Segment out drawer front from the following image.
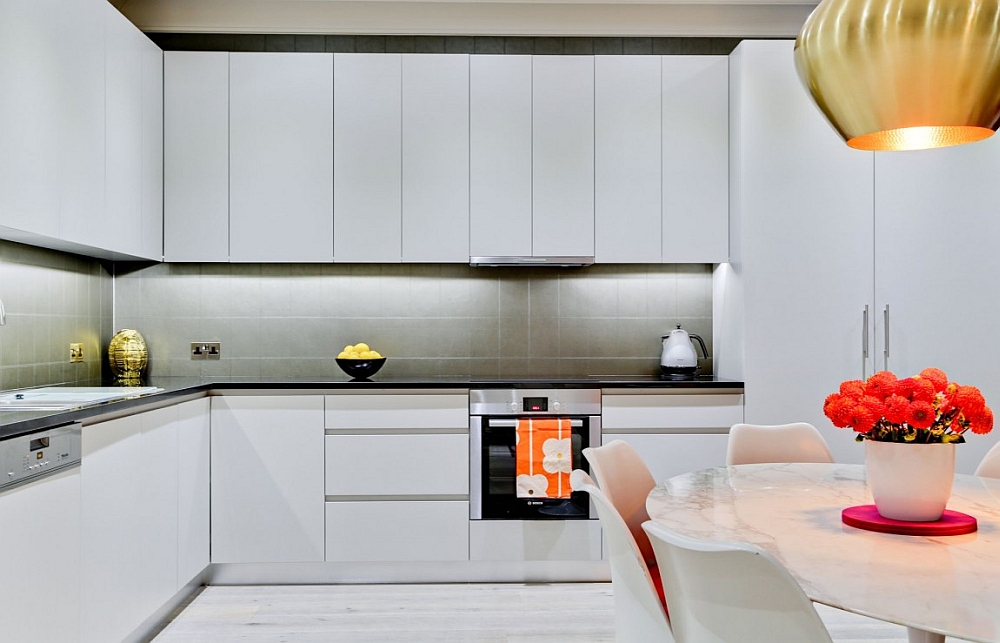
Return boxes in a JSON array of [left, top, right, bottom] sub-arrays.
[[325, 434, 469, 496], [603, 432, 730, 483], [325, 394, 469, 430], [601, 394, 744, 430], [468, 520, 602, 562], [325, 500, 469, 562]]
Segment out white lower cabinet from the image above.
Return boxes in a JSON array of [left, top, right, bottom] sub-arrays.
[[0, 468, 82, 643], [326, 501, 469, 562], [177, 398, 211, 585], [211, 395, 326, 563], [325, 433, 468, 496], [600, 391, 743, 481], [469, 521, 603, 562]]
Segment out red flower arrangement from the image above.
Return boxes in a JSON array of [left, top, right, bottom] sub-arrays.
[[824, 368, 994, 443]]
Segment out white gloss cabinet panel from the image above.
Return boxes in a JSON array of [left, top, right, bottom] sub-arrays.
[[177, 398, 211, 585], [874, 139, 1000, 473], [164, 51, 230, 262], [401, 54, 470, 262], [104, 4, 144, 256], [325, 434, 469, 496], [229, 53, 333, 262], [324, 394, 469, 429], [602, 432, 731, 483], [140, 37, 164, 260], [595, 56, 662, 263], [0, 468, 81, 643], [325, 501, 470, 562], [601, 393, 744, 430], [211, 396, 325, 563], [532, 56, 595, 257], [469, 55, 533, 257], [335, 53, 402, 263], [662, 56, 729, 263]]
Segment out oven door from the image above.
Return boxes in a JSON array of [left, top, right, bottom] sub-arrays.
[[470, 415, 600, 520]]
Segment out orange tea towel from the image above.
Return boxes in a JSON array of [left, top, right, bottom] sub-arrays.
[[515, 418, 573, 499]]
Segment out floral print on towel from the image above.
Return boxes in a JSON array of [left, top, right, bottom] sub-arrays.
[[515, 418, 573, 499]]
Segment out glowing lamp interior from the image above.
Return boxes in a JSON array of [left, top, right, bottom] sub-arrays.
[[847, 126, 996, 151]]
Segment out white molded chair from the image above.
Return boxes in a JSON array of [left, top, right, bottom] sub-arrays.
[[642, 521, 833, 643], [975, 440, 1000, 478], [726, 422, 834, 466], [583, 440, 658, 566], [570, 470, 673, 643]]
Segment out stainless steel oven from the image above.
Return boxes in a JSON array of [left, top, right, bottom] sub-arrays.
[[470, 389, 600, 520]]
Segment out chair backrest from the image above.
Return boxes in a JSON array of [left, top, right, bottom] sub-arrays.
[[641, 521, 833, 643], [975, 440, 1000, 478], [726, 422, 834, 466], [583, 440, 658, 566], [570, 470, 673, 643]]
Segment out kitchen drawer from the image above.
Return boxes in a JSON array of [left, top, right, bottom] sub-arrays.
[[602, 432, 730, 482], [469, 520, 602, 562], [325, 500, 469, 562], [325, 434, 469, 496], [324, 393, 468, 430], [601, 393, 744, 430]]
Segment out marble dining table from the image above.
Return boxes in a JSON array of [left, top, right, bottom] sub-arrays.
[[646, 463, 1000, 643]]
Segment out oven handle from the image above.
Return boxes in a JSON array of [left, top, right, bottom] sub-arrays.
[[470, 415, 483, 520], [485, 418, 584, 428]]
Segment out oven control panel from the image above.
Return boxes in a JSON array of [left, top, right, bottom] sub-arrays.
[[1, 424, 81, 491], [471, 388, 600, 416]]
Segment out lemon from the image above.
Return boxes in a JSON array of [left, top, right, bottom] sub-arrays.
[[354, 342, 370, 353], [343, 344, 354, 354], [371, 351, 382, 359], [337, 351, 350, 359], [349, 351, 361, 359], [358, 351, 372, 359]]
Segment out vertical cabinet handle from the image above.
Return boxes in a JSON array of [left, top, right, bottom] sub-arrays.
[[862, 305, 869, 379], [883, 304, 890, 371]]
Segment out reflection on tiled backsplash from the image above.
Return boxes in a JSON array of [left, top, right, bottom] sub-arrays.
[[0, 240, 111, 390], [114, 263, 713, 379]]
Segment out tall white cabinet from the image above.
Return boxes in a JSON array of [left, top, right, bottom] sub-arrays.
[[721, 40, 875, 465], [230, 53, 334, 262], [211, 396, 326, 563]]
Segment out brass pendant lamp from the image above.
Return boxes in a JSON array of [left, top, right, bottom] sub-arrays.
[[794, 0, 1000, 151]]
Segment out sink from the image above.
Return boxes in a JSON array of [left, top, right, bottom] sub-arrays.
[[0, 386, 163, 411]]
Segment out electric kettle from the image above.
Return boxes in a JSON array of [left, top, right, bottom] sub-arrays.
[[660, 325, 709, 377]]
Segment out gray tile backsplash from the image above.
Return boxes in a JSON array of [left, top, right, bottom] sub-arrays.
[[0, 240, 111, 390], [114, 263, 713, 379]]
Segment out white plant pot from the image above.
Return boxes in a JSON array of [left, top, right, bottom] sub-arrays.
[[865, 441, 956, 521]]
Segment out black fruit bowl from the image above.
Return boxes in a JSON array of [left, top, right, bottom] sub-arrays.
[[336, 357, 387, 380]]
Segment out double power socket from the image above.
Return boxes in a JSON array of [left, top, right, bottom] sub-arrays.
[[190, 342, 222, 360]]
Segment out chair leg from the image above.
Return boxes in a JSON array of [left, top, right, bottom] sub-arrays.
[[907, 627, 945, 643]]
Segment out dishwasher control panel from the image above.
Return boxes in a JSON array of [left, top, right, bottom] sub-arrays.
[[1, 424, 81, 491]]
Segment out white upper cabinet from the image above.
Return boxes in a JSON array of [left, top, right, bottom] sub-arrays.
[[595, 56, 662, 263], [335, 53, 402, 263], [401, 55, 470, 262], [662, 56, 729, 263], [104, 4, 144, 256], [469, 55, 533, 258], [532, 56, 595, 257], [230, 53, 333, 262], [140, 37, 164, 261], [164, 52, 230, 262]]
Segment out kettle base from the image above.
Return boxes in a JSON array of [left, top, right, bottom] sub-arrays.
[[660, 365, 698, 379]]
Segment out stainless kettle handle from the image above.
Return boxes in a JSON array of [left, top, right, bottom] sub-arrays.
[[688, 333, 709, 359]]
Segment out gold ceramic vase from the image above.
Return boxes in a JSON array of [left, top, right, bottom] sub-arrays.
[[794, 0, 1000, 151], [108, 329, 148, 383]]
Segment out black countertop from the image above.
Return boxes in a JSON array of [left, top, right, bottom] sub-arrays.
[[0, 374, 743, 441]]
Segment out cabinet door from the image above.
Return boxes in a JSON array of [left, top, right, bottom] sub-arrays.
[[326, 501, 469, 562], [603, 432, 731, 482], [230, 53, 333, 262], [470, 55, 533, 257], [662, 56, 729, 263], [335, 53, 402, 262], [211, 396, 325, 563], [164, 51, 230, 262], [726, 41, 875, 465], [0, 468, 81, 643], [402, 54, 469, 262], [140, 37, 164, 261], [532, 56, 595, 257], [874, 138, 1000, 474], [595, 56, 661, 263], [104, 4, 144, 256], [177, 398, 211, 586], [137, 405, 180, 618], [325, 434, 469, 496]]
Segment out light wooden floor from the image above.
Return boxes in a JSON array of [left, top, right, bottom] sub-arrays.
[[152, 583, 910, 642]]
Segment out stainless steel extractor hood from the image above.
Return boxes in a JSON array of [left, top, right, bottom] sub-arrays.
[[470, 256, 594, 267]]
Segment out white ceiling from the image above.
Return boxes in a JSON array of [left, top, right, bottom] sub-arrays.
[[114, 0, 816, 38]]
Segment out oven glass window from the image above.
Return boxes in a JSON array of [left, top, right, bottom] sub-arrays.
[[481, 417, 591, 520]]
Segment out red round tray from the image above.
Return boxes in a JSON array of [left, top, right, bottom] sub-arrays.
[[842, 505, 978, 536]]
